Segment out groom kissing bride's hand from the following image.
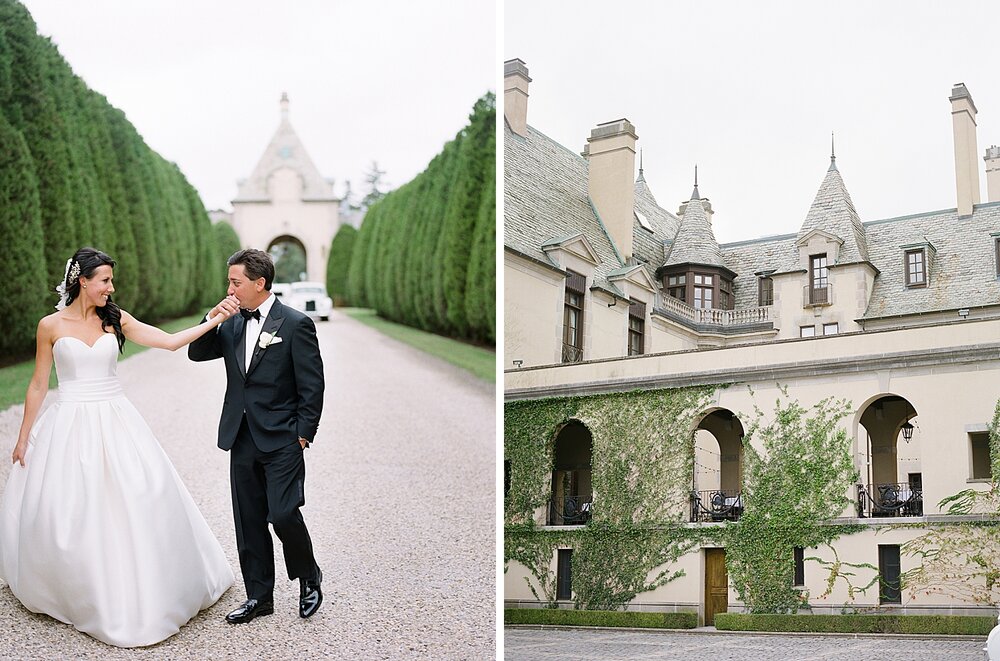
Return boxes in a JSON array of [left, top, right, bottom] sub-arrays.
[[189, 248, 326, 623]]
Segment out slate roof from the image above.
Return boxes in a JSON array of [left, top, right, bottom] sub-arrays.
[[505, 119, 1000, 319], [792, 158, 869, 265], [664, 195, 728, 270], [234, 98, 336, 203]]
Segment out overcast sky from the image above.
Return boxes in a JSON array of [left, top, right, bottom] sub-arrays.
[[504, 0, 1000, 244], [21, 0, 495, 212]]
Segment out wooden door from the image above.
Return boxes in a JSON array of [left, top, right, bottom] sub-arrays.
[[704, 548, 728, 626]]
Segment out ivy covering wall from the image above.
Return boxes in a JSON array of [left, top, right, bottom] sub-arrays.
[[504, 386, 865, 613], [900, 399, 1000, 606]]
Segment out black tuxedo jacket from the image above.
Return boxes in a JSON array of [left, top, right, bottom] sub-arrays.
[[188, 297, 324, 452]]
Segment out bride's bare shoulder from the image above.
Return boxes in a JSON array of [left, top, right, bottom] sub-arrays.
[[37, 312, 64, 338]]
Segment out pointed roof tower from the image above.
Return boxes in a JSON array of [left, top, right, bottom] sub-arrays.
[[795, 143, 869, 263], [234, 92, 337, 203], [664, 168, 727, 269]]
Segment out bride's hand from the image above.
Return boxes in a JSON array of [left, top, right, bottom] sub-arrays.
[[209, 296, 240, 324], [11, 439, 27, 466]]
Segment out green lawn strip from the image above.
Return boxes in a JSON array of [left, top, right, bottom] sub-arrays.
[[714, 612, 994, 635], [340, 308, 495, 383], [504, 608, 697, 629], [0, 314, 205, 411]]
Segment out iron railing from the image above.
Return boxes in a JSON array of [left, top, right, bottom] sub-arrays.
[[561, 343, 583, 363], [803, 284, 830, 306], [856, 482, 923, 517], [690, 489, 743, 522], [548, 494, 593, 526]]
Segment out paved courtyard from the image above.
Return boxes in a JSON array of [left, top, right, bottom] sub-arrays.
[[0, 310, 495, 659], [505, 627, 987, 661]]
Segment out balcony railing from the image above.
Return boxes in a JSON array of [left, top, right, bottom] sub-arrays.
[[548, 494, 592, 525], [655, 292, 771, 328], [561, 343, 583, 363], [856, 482, 923, 517], [690, 489, 743, 522], [803, 284, 830, 306]]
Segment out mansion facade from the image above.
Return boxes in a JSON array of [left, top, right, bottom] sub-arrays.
[[503, 58, 1000, 621]]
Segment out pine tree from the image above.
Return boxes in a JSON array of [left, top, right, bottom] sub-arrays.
[[326, 223, 357, 306], [0, 113, 48, 357]]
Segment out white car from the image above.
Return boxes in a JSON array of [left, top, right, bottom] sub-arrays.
[[284, 282, 332, 321]]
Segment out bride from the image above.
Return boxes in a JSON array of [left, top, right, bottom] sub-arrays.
[[0, 247, 240, 647]]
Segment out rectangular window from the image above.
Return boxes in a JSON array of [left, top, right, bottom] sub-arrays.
[[800, 325, 816, 337], [878, 545, 901, 604], [563, 271, 585, 363], [720, 277, 734, 310], [995, 238, 1000, 277], [823, 323, 840, 335], [628, 299, 645, 356], [556, 549, 573, 600], [971, 432, 992, 479], [758, 276, 774, 306], [693, 273, 714, 310], [666, 274, 686, 302], [905, 249, 926, 287], [793, 547, 805, 586], [810, 254, 828, 304]]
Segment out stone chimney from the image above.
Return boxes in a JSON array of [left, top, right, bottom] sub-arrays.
[[587, 119, 638, 261], [950, 83, 981, 217], [504, 59, 531, 138], [985, 145, 1000, 203]]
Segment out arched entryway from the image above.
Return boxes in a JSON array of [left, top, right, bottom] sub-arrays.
[[548, 421, 593, 526], [268, 235, 308, 283], [691, 409, 744, 522], [857, 395, 923, 517]]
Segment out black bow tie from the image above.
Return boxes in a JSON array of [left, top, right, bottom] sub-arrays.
[[240, 308, 261, 321]]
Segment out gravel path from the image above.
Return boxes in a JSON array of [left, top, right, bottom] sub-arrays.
[[0, 310, 496, 660]]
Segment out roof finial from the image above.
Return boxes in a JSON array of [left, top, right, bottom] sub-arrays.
[[281, 92, 290, 120], [829, 131, 837, 171], [637, 148, 645, 182], [690, 164, 700, 200]]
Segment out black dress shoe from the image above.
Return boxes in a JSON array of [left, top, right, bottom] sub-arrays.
[[299, 567, 323, 618], [225, 599, 274, 624]]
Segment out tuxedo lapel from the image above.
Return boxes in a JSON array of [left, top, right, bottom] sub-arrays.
[[246, 300, 286, 379], [233, 315, 247, 378]]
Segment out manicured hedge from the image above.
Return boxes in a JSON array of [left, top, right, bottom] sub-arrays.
[[344, 93, 495, 344], [0, 1, 221, 358], [504, 608, 697, 629], [714, 612, 994, 635]]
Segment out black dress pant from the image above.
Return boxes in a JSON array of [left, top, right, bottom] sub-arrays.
[[231, 417, 317, 602]]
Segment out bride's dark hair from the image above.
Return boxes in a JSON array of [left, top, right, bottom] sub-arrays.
[[63, 247, 125, 353]]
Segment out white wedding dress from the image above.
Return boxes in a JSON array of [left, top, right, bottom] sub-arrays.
[[0, 333, 234, 647]]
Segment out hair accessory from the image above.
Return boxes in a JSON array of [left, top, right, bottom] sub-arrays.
[[54, 258, 81, 310]]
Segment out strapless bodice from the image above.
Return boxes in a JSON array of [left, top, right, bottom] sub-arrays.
[[53, 334, 123, 402]]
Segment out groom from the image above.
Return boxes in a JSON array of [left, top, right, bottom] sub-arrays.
[[189, 248, 325, 623]]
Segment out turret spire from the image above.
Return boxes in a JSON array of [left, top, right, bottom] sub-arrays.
[[829, 131, 837, 171], [690, 164, 700, 200], [637, 148, 645, 182]]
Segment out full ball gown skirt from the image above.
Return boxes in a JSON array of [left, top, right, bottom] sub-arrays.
[[0, 334, 234, 647]]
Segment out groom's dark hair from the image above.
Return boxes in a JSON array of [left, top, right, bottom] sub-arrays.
[[228, 249, 275, 290]]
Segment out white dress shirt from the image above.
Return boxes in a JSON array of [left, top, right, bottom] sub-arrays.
[[243, 293, 276, 371]]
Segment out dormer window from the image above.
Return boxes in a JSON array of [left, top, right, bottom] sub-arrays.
[[900, 242, 935, 289], [758, 275, 774, 306], [809, 254, 829, 304], [905, 249, 926, 288]]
